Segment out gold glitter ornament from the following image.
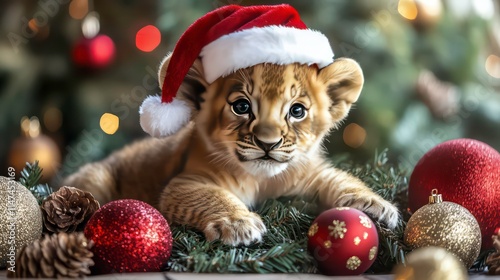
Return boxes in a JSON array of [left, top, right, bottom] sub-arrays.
[[404, 189, 481, 268], [0, 176, 43, 268], [393, 247, 467, 280]]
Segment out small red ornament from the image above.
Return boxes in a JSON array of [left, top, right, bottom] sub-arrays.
[[307, 207, 379, 275], [408, 138, 500, 249], [84, 199, 173, 274], [72, 34, 115, 69]]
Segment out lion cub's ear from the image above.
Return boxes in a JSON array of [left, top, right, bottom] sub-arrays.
[[318, 58, 364, 122], [158, 53, 208, 111]]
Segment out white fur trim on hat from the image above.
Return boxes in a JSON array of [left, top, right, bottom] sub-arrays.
[[200, 26, 334, 83], [139, 95, 191, 137]]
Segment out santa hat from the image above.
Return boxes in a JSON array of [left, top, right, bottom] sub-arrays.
[[139, 4, 334, 137]]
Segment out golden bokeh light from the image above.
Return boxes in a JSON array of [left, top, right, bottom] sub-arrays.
[[29, 117, 41, 138], [343, 123, 367, 149], [69, 0, 89, 20], [100, 113, 119, 135], [21, 116, 31, 137], [485, 54, 500, 79], [398, 0, 418, 20]]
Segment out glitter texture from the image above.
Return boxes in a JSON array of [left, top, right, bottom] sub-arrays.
[[369, 246, 377, 260], [359, 215, 372, 228], [0, 177, 42, 268], [308, 222, 318, 237], [307, 207, 378, 276], [404, 200, 481, 268], [346, 256, 361, 270], [354, 236, 361, 245], [408, 138, 500, 249], [328, 220, 347, 239], [84, 199, 173, 274]]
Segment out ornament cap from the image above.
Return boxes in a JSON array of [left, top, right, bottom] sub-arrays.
[[429, 189, 443, 204]]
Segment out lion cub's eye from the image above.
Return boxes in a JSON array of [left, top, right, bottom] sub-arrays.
[[230, 99, 251, 116], [289, 103, 306, 120]]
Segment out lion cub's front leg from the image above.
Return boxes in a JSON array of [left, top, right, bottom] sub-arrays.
[[160, 175, 266, 246], [299, 165, 400, 229]]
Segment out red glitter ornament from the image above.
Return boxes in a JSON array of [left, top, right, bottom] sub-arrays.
[[84, 199, 173, 274], [307, 207, 379, 275], [408, 138, 500, 249], [72, 34, 115, 69]]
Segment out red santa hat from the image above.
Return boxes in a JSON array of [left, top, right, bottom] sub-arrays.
[[139, 4, 334, 137]]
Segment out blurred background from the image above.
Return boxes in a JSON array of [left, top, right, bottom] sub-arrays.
[[0, 0, 499, 184]]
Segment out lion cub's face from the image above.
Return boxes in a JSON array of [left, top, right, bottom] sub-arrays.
[[204, 64, 329, 177], [160, 56, 363, 178]]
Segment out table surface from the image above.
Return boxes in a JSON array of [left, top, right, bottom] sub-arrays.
[[2, 271, 500, 280]]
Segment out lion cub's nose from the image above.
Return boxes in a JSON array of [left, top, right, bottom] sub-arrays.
[[253, 136, 283, 152]]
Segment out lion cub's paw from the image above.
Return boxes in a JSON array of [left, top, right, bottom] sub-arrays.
[[335, 193, 400, 229], [203, 211, 267, 246]]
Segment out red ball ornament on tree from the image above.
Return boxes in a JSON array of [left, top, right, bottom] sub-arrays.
[[307, 207, 379, 275], [72, 34, 115, 69], [408, 138, 500, 249], [84, 199, 173, 274]]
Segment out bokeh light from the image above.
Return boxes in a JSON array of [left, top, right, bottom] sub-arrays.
[[91, 35, 115, 66], [69, 0, 89, 20], [398, 0, 418, 20], [472, 0, 494, 20], [20, 116, 31, 137], [29, 117, 41, 138], [136, 25, 161, 52], [82, 12, 100, 39], [28, 19, 39, 33], [73, 34, 115, 68], [343, 123, 367, 149], [485, 54, 500, 79], [100, 113, 119, 135]]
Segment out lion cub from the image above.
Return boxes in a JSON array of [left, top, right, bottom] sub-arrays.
[[64, 55, 399, 245]]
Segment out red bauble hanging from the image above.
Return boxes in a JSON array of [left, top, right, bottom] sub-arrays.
[[307, 207, 379, 275], [408, 138, 500, 249], [84, 199, 173, 274], [72, 34, 115, 69]]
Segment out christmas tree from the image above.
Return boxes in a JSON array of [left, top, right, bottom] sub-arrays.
[[1, 0, 498, 179]]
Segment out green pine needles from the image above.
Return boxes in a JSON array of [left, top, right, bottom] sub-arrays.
[[168, 198, 318, 273], [167, 150, 409, 273], [167, 200, 315, 273], [19, 161, 53, 205]]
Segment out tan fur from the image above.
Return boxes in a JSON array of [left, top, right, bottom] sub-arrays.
[[64, 55, 399, 245]]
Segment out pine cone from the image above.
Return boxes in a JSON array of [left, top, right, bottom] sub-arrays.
[[8, 232, 94, 278], [41, 186, 100, 233], [487, 234, 500, 275], [416, 70, 459, 120]]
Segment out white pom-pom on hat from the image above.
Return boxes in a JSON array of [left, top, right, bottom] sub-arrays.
[[139, 96, 191, 138]]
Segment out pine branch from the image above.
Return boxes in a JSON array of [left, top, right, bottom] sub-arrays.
[[370, 221, 408, 272], [167, 198, 317, 273], [471, 248, 495, 272], [166, 150, 412, 273], [19, 161, 43, 189], [19, 161, 53, 204]]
